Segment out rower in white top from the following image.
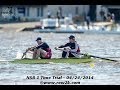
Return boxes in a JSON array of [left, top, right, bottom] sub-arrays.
[[55, 35, 81, 58]]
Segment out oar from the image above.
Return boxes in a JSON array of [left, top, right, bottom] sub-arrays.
[[21, 49, 29, 59], [21, 46, 37, 59], [55, 47, 118, 62], [79, 53, 118, 62]]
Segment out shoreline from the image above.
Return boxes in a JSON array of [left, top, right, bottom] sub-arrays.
[[0, 21, 40, 31], [0, 21, 118, 32]]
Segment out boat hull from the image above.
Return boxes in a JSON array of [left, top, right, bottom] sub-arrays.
[[11, 58, 94, 64]]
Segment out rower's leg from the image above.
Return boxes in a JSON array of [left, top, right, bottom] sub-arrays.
[[62, 51, 69, 58], [33, 49, 37, 59], [37, 48, 48, 58], [69, 53, 75, 58], [35, 49, 43, 59]]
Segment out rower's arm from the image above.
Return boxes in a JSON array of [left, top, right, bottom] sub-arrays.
[[58, 43, 69, 48], [27, 46, 37, 51], [70, 48, 78, 53], [58, 45, 64, 48]]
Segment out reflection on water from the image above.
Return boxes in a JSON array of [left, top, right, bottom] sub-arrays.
[[0, 31, 120, 85]]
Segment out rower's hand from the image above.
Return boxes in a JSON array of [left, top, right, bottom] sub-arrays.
[[26, 47, 35, 51], [64, 47, 71, 50], [55, 47, 58, 50], [26, 48, 31, 51]]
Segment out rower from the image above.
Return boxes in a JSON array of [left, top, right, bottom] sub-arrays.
[[27, 37, 52, 59], [55, 35, 80, 58]]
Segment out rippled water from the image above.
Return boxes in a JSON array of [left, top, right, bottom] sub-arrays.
[[0, 30, 120, 85]]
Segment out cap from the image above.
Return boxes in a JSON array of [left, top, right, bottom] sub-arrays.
[[69, 35, 75, 39], [36, 37, 42, 41]]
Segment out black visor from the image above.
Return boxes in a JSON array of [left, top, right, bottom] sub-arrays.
[[69, 35, 75, 39], [36, 37, 41, 41]]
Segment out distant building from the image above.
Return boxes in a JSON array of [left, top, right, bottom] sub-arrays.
[[102, 5, 120, 22], [0, 5, 46, 21], [0, 5, 92, 21], [96, 5, 120, 22], [0, 5, 111, 22]]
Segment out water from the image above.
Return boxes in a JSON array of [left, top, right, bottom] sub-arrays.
[[0, 30, 120, 85]]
